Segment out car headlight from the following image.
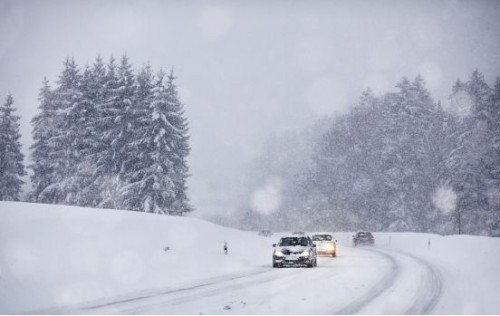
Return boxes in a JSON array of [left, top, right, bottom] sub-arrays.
[[300, 250, 310, 257], [326, 243, 335, 250], [274, 250, 284, 257]]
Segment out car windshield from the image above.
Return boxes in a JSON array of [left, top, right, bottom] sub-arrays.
[[312, 234, 332, 241], [279, 237, 309, 247]]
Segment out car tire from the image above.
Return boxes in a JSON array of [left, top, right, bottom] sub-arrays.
[[314, 259, 317, 267], [273, 262, 280, 268], [332, 251, 336, 257]]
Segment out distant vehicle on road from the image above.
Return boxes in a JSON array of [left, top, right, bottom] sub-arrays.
[[258, 230, 273, 237], [352, 231, 375, 246], [272, 235, 317, 268], [292, 231, 306, 235], [311, 233, 337, 257]]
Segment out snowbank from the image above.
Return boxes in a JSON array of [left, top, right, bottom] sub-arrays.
[[0, 202, 271, 313]]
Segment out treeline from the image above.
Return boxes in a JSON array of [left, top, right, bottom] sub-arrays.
[[241, 71, 500, 236], [0, 55, 192, 215]]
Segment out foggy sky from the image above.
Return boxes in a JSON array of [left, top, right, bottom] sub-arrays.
[[1, 0, 500, 217]]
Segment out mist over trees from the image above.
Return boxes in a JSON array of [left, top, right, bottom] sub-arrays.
[[2, 54, 499, 235], [241, 71, 500, 236], [28, 55, 192, 215]]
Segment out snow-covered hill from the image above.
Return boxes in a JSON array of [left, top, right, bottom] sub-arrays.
[[0, 202, 270, 313], [1, 201, 499, 314]]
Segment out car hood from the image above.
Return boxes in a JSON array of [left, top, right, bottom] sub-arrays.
[[279, 246, 308, 253]]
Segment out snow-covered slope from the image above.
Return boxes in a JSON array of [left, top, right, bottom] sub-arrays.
[[0, 202, 270, 313], [1, 201, 500, 314]]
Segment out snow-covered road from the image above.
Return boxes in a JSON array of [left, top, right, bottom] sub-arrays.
[[44, 246, 442, 315]]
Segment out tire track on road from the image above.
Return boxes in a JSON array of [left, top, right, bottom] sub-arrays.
[[80, 267, 312, 314], [38, 269, 272, 314], [337, 247, 442, 315], [402, 251, 442, 314], [119, 271, 297, 314], [334, 248, 399, 314]]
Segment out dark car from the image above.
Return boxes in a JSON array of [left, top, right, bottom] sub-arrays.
[[272, 235, 317, 268], [352, 231, 375, 246]]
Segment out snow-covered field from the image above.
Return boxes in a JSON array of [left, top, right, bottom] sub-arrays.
[[1, 201, 499, 314]]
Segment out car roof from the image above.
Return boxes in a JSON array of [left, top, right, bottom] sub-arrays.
[[280, 235, 310, 239]]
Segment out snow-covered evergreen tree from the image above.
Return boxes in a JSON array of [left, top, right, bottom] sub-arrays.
[[29, 78, 56, 202], [447, 71, 492, 234], [374, 77, 438, 231], [117, 64, 155, 211], [163, 70, 192, 214], [64, 64, 100, 206], [486, 78, 500, 233], [90, 56, 120, 208], [119, 70, 192, 214], [0, 94, 26, 201], [38, 57, 82, 204], [29, 54, 192, 215], [95, 55, 137, 208]]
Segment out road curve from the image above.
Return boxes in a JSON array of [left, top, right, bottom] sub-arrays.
[[340, 246, 442, 315], [41, 245, 442, 314], [334, 248, 399, 314]]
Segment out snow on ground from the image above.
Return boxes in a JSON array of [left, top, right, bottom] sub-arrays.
[[0, 201, 270, 314], [374, 232, 500, 314], [1, 201, 500, 314]]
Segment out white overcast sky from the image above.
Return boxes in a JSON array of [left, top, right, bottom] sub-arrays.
[[1, 0, 500, 216]]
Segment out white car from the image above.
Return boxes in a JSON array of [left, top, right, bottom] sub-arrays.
[[311, 233, 337, 257], [272, 235, 318, 268]]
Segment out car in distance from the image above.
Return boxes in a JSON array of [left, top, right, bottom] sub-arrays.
[[272, 235, 317, 268], [311, 233, 337, 257], [352, 231, 375, 246], [258, 230, 273, 237]]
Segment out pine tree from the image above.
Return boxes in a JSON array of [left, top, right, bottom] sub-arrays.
[[431, 101, 459, 234], [484, 78, 500, 234], [118, 70, 174, 213], [38, 57, 82, 204], [117, 64, 156, 211], [163, 70, 192, 214], [91, 56, 120, 208], [378, 77, 414, 231], [97, 55, 137, 208], [64, 64, 99, 206], [0, 94, 26, 201], [119, 69, 192, 214], [487, 79, 500, 188], [29, 78, 56, 202], [446, 71, 492, 234]]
